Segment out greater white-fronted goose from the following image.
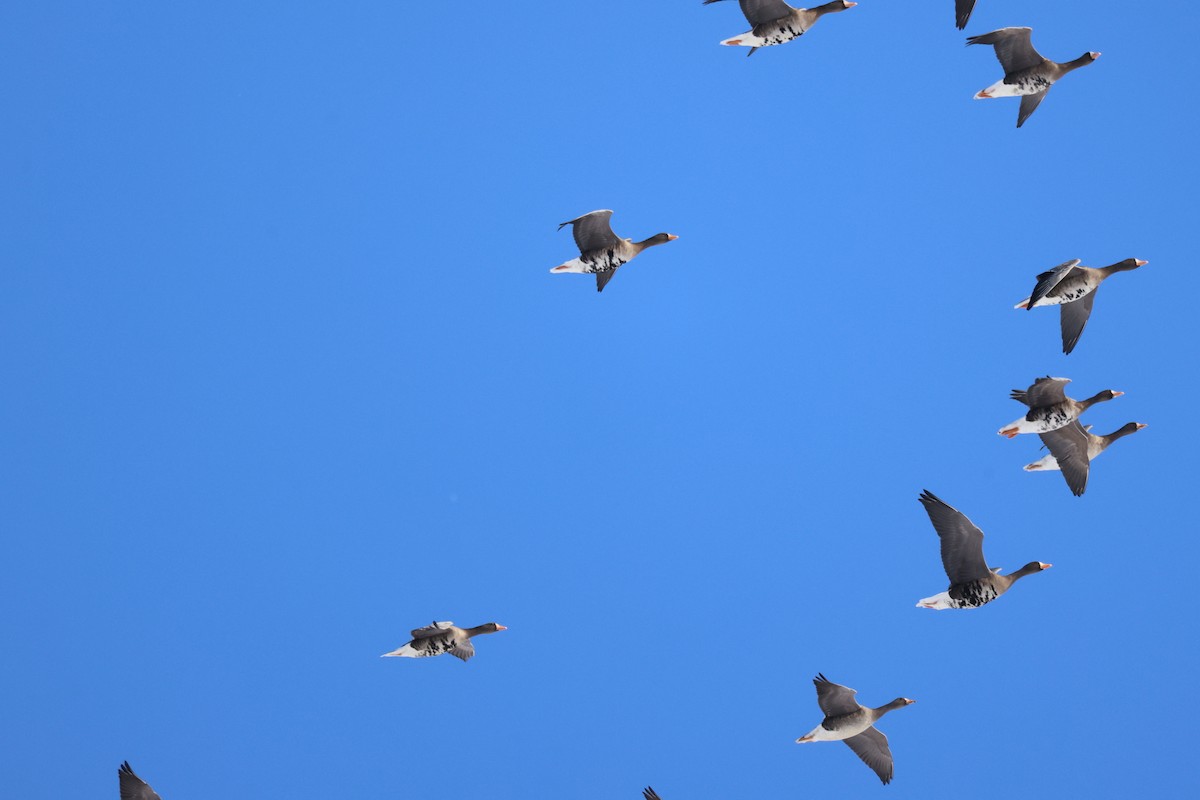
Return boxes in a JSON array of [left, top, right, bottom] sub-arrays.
[[795, 674, 914, 785], [643, 789, 662, 800], [955, 0, 977, 29], [119, 762, 162, 800], [1015, 258, 1148, 354], [916, 490, 1051, 609], [381, 621, 506, 662], [967, 28, 1100, 127], [1027, 421, 1147, 496], [998, 376, 1122, 438], [702, 0, 856, 57], [550, 210, 677, 292]]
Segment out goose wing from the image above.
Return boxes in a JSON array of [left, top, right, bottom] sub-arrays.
[[918, 490, 991, 583], [1060, 290, 1096, 354], [559, 210, 622, 254], [967, 27, 1045, 75], [702, 0, 795, 26], [1039, 422, 1091, 496], [119, 763, 163, 800], [1012, 376, 1070, 408], [843, 727, 895, 785], [813, 673, 861, 717], [955, 0, 977, 30], [1028, 259, 1083, 307]]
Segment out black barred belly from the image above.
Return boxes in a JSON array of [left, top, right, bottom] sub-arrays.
[[582, 249, 627, 274], [756, 21, 807, 46], [950, 581, 999, 608]]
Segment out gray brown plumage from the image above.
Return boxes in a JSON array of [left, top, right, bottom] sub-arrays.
[[550, 210, 677, 292], [998, 377, 1122, 438], [968, 28, 1100, 127], [381, 621, 506, 661], [1034, 421, 1147, 496], [795, 674, 915, 785], [1015, 258, 1147, 354], [916, 490, 1051, 610], [703, 0, 856, 56]]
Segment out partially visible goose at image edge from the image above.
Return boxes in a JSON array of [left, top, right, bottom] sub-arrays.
[[550, 210, 677, 293], [968, 27, 1100, 127], [702, 0, 856, 57], [382, 621, 506, 662], [955, 0, 978, 29], [916, 490, 1052, 609], [642, 788, 662, 800], [1029, 421, 1147, 496], [795, 674, 915, 785], [1015, 258, 1148, 354], [119, 762, 162, 800], [998, 376, 1122, 438]]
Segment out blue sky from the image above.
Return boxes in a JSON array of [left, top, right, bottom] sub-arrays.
[[2, 1, 1198, 797]]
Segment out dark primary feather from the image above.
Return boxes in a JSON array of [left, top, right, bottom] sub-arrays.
[[702, 0, 795, 26], [843, 727, 894, 785], [918, 490, 990, 583], [967, 27, 1044, 74], [1017, 89, 1048, 128], [596, 268, 619, 292], [1060, 291, 1096, 354], [955, 0, 977, 29], [1039, 422, 1092, 496], [813, 673, 860, 717], [1012, 376, 1070, 408], [559, 210, 621, 254], [119, 762, 163, 800], [643, 789, 663, 800]]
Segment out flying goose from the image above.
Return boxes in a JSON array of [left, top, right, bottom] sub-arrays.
[[702, 0, 856, 57], [968, 28, 1100, 127], [119, 762, 162, 800], [916, 490, 1051, 609], [955, 1, 977, 29], [1015, 258, 1148, 354], [382, 621, 506, 661], [1027, 421, 1147, 496], [795, 674, 914, 785], [998, 376, 1121, 438], [550, 210, 677, 292]]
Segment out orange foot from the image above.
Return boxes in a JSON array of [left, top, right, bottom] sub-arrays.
[[726, 39, 742, 45], [976, 89, 993, 98], [1000, 428, 1019, 439]]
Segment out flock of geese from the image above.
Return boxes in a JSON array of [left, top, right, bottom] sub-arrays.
[[113, 2, 1148, 796]]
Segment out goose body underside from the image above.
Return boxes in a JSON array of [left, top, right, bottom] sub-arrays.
[[551, 251, 628, 274], [999, 408, 1074, 436], [977, 74, 1051, 98], [917, 582, 998, 609], [722, 21, 807, 49], [800, 713, 871, 742]]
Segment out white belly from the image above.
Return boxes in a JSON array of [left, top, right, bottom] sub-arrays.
[[550, 256, 589, 274], [976, 77, 1037, 98]]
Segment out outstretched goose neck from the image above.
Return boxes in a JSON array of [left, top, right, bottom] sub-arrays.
[[1007, 562, 1046, 582], [871, 698, 911, 718], [1080, 391, 1116, 410], [1059, 53, 1097, 74], [813, 0, 854, 16], [1102, 423, 1143, 445], [464, 625, 492, 637]]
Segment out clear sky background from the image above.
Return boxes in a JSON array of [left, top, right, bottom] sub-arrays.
[[2, 1, 1198, 797]]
